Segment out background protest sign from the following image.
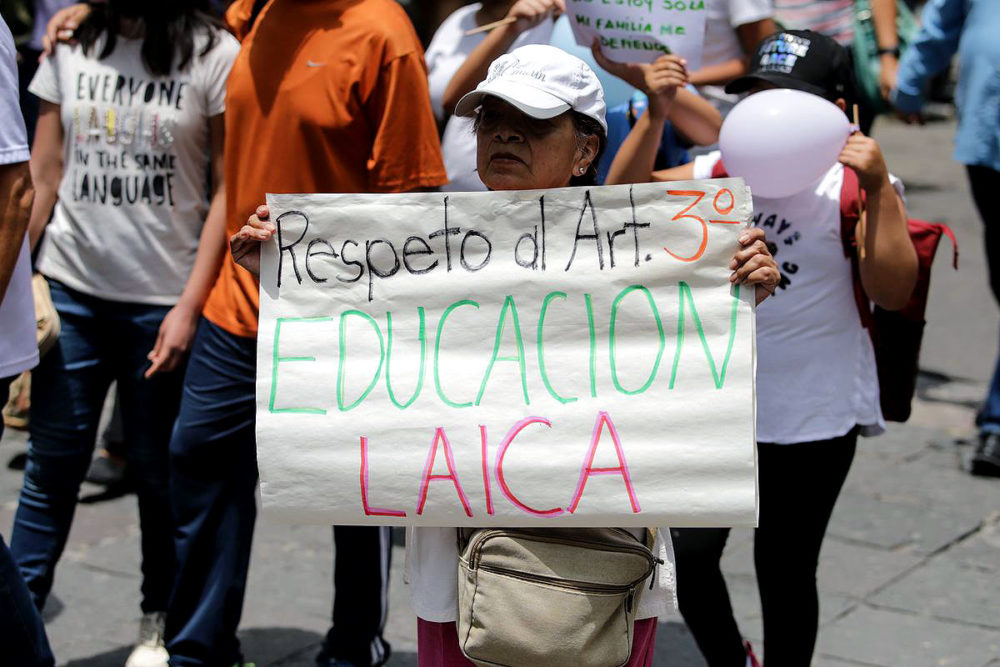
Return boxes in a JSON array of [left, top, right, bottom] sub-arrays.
[[567, 0, 707, 68], [257, 180, 756, 527]]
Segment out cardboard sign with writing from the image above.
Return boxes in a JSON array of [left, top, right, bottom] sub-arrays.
[[567, 0, 707, 68], [257, 180, 756, 527]]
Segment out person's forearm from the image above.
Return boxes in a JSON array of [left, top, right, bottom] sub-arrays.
[[175, 187, 227, 314], [27, 162, 59, 252], [0, 163, 33, 301], [668, 88, 722, 146], [688, 58, 747, 87], [605, 105, 667, 185], [859, 181, 917, 310], [442, 23, 521, 115], [871, 0, 899, 51], [872, 0, 900, 91]]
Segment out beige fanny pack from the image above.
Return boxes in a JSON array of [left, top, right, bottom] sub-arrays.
[[456, 527, 660, 667]]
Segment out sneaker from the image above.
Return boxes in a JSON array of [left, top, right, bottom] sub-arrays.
[[972, 433, 1000, 477], [125, 612, 168, 667], [744, 640, 762, 667]]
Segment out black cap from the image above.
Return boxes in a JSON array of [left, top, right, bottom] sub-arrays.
[[725, 30, 853, 101]]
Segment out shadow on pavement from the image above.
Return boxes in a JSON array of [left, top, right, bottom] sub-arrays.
[[64, 645, 131, 667], [655, 620, 708, 666]]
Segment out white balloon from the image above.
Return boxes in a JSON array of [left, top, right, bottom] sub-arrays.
[[719, 89, 852, 199]]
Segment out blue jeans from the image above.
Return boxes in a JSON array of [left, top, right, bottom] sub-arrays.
[[165, 317, 258, 667], [0, 376, 54, 666], [10, 280, 183, 613], [166, 318, 393, 667]]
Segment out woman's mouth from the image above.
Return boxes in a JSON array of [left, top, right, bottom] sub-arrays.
[[490, 152, 525, 166]]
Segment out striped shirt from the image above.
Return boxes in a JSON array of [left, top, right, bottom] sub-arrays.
[[774, 0, 855, 46]]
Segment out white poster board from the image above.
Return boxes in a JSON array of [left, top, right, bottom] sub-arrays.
[[566, 0, 707, 68], [257, 180, 756, 527]]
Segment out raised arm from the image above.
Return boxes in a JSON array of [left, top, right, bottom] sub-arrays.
[[441, 0, 564, 116], [668, 88, 722, 147], [688, 17, 776, 87], [839, 133, 917, 309]]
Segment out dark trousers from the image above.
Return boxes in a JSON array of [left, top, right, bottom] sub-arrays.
[[322, 526, 393, 666], [0, 376, 54, 667], [967, 165, 1000, 433], [672, 430, 858, 667], [11, 281, 181, 613], [166, 318, 392, 666]]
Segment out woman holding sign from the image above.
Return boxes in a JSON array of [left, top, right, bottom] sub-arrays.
[[233, 44, 779, 666]]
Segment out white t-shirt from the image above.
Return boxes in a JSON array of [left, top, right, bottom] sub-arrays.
[[405, 526, 676, 623], [29, 30, 239, 305], [693, 151, 900, 444], [0, 16, 39, 379], [426, 3, 553, 192], [698, 0, 774, 115]]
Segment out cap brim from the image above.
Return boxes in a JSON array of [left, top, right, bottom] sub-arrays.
[[455, 78, 572, 120], [725, 73, 829, 98]]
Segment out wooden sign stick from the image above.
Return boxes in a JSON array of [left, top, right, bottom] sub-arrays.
[[465, 16, 518, 36], [853, 104, 867, 260]]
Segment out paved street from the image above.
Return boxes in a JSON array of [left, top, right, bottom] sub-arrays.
[[2, 115, 999, 666]]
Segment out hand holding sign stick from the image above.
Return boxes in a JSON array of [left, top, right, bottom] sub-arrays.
[[464, 0, 565, 36], [852, 105, 866, 260], [465, 16, 518, 36]]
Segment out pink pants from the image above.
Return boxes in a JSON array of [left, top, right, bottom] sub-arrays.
[[417, 617, 658, 666]]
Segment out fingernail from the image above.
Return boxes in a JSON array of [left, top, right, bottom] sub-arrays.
[[738, 234, 749, 243], [730, 272, 738, 282], [729, 259, 737, 269]]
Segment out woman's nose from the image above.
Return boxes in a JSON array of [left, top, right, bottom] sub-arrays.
[[494, 123, 524, 143]]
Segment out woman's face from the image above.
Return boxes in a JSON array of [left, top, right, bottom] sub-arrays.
[[476, 97, 598, 191]]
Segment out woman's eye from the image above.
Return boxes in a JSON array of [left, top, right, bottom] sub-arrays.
[[525, 120, 555, 136], [479, 110, 501, 128]]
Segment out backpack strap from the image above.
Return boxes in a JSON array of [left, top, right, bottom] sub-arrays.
[[839, 166, 875, 329]]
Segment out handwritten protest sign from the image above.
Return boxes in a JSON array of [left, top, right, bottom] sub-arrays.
[[567, 0, 707, 68], [256, 180, 756, 527]]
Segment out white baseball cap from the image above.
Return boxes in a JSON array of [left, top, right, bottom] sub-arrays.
[[455, 44, 607, 133]]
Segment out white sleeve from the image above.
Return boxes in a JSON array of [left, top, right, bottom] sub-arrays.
[[888, 172, 906, 204], [27, 46, 62, 105], [691, 151, 723, 180], [425, 7, 470, 121], [0, 17, 28, 165], [729, 0, 774, 28], [196, 30, 240, 117]]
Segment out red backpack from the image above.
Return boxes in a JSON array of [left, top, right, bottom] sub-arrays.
[[709, 160, 958, 421], [839, 167, 957, 422]]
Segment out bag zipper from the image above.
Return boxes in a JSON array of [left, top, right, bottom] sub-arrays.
[[476, 563, 641, 613], [467, 529, 659, 585]]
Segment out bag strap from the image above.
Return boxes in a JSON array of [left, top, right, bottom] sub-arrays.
[[839, 166, 876, 329], [940, 223, 959, 269]]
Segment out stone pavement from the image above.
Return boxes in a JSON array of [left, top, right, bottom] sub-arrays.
[[2, 116, 999, 666]]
